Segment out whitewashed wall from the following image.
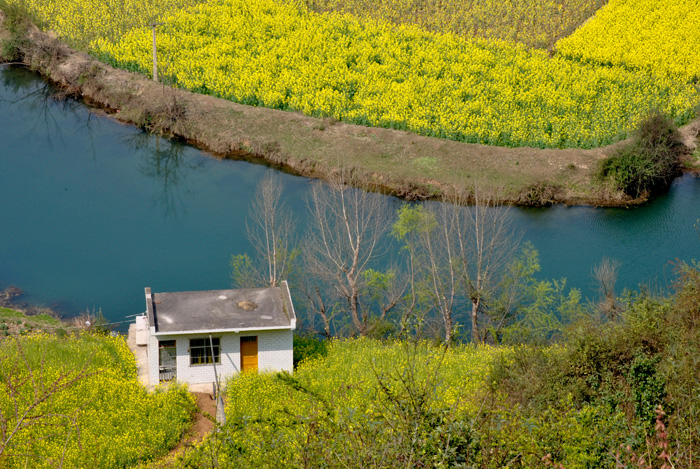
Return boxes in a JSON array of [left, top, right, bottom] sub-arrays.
[[147, 329, 293, 386]]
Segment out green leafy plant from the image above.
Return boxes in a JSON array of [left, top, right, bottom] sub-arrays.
[[292, 333, 328, 368], [598, 111, 684, 198], [0, 0, 33, 61]]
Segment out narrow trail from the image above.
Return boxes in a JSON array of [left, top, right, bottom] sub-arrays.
[[178, 392, 217, 450], [145, 392, 217, 468]]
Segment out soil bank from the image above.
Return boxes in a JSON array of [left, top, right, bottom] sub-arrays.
[[2, 13, 698, 206]]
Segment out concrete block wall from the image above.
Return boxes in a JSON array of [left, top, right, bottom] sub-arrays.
[[147, 329, 293, 386], [147, 331, 159, 386], [258, 329, 293, 373], [135, 315, 149, 345]]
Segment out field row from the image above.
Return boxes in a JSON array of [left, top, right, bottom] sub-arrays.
[[91, 0, 699, 149], [8, 0, 605, 51], [9, 0, 206, 49], [557, 0, 700, 83], [305, 0, 607, 50]]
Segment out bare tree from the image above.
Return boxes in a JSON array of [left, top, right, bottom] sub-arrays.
[[453, 185, 521, 343], [394, 183, 521, 343], [303, 169, 403, 336], [299, 282, 335, 338], [247, 172, 297, 287], [231, 172, 298, 288]]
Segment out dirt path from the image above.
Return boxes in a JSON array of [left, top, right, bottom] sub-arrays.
[[2, 15, 698, 206], [176, 392, 217, 450], [146, 392, 217, 468]]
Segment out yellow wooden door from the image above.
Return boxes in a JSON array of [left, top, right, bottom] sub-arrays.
[[240, 336, 258, 372]]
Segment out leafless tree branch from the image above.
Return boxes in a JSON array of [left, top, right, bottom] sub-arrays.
[[304, 168, 400, 336]]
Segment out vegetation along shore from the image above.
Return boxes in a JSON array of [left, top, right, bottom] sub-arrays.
[[5, 261, 700, 467], [1, 0, 699, 206]]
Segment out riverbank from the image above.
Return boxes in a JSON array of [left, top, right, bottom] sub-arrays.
[[1, 11, 697, 206], [0, 286, 61, 320], [0, 301, 64, 336]]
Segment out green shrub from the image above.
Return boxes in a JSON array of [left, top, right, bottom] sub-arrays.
[[0, 0, 38, 61], [661, 262, 700, 463], [628, 352, 666, 425], [293, 333, 328, 368], [479, 399, 629, 468], [598, 111, 684, 198]]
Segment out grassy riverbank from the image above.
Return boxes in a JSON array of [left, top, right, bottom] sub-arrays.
[[1, 2, 698, 205], [0, 305, 62, 336]]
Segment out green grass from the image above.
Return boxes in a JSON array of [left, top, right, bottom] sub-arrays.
[[0, 306, 65, 337], [0, 306, 60, 325]]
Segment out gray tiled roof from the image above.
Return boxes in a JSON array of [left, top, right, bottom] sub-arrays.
[[145, 282, 295, 334]]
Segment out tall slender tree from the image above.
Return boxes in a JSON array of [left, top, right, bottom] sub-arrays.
[[303, 169, 403, 336], [231, 172, 298, 288], [393, 183, 521, 343], [453, 185, 521, 342]]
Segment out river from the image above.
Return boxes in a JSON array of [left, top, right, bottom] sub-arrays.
[[1, 65, 698, 329]]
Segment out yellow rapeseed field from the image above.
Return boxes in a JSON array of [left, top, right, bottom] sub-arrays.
[[7, 0, 700, 149], [0, 333, 195, 468], [213, 338, 510, 466], [90, 0, 699, 149], [6, 0, 205, 49], [557, 0, 700, 83]]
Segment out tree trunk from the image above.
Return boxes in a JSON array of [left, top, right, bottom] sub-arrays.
[[443, 307, 453, 344], [471, 299, 480, 343]]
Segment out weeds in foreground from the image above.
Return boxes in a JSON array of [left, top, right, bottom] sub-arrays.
[[615, 406, 673, 469]]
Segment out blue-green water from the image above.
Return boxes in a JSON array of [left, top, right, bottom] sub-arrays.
[[1, 66, 699, 328]]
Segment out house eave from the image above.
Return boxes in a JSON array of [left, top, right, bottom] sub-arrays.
[[281, 280, 297, 330], [152, 324, 294, 337]]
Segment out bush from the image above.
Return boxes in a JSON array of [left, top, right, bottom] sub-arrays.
[[598, 111, 684, 198], [292, 333, 328, 368], [0, 0, 35, 61]]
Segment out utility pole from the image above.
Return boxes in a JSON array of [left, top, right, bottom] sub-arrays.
[[150, 22, 164, 82]]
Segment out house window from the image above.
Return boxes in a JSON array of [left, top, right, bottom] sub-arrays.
[[189, 338, 220, 365]]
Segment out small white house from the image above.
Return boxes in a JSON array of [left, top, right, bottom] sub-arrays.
[[134, 281, 296, 386]]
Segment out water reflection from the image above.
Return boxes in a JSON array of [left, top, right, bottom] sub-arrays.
[[0, 65, 99, 156], [125, 133, 203, 217]]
